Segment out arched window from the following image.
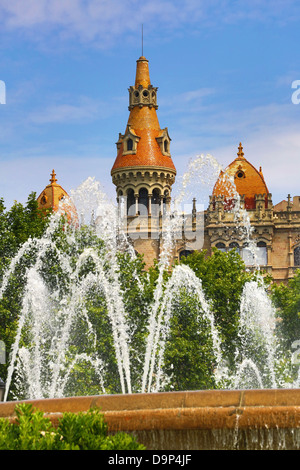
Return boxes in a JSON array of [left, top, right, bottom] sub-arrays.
[[162, 189, 169, 214], [126, 138, 133, 151], [40, 192, 47, 205], [118, 191, 125, 217], [138, 188, 148, 214], [164, 140, 168, 153], [256, 241, 267, 265], [294, 246, 300, 266], [216, 242, 226, 252], [152, 189, 160, 216], [179, 250, 193, 260], [229, 242, 240, 254], [242, 243, 255, 266], [127, 189, 135, 216]]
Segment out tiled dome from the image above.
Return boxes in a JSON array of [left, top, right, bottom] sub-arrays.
[[213, 143, 269, 209]]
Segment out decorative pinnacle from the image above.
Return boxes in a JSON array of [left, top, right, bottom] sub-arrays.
[[50, 169, 57, 184], [237, 142, 244, 158], [135, 56, 150, 88]]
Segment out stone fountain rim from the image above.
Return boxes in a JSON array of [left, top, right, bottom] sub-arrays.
[[0, 388, 300, 432]]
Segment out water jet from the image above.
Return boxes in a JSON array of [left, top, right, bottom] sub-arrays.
[[0, 157, 299, 450]]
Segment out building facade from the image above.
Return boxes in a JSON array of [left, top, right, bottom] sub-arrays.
[[38, 56, 300, 283], [205, 143, 300, 283]]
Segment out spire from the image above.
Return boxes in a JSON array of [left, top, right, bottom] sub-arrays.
[[50, 169, 57, 184], [111, 54, 176, 215], [128, 56, 158, 115], [111, 55, 176, 173], [237, 142, 245, 159], [135, 56, 151, 88]]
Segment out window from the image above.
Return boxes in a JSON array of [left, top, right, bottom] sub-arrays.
[[152, 189, 160, 216], [127, 189, 135, 216], [139, 188, 148, 214], [40, 195, 47, 205], [242, 243, 255, 265], [216, 242, 226, 252], [229, 242, 240, 254], [126, 138, 133, 151], [256, 241, 267, 265], [179, 250, 193, 260], [294, 246, 300, 266], [164, 140, 168, 153], [162, 190, 169, 214], [241, 242, 267, 266]]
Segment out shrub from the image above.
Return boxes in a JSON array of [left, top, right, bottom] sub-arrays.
[[0, 403, 145, 450]]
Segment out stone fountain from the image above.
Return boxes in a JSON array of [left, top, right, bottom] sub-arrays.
[[0, 156, 299, 450]]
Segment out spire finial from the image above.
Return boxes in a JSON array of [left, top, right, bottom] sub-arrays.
[[135, 55, 150, 88], [142, 24, 143, 57], [50, 169, 57, 184], [237, 142, 244, 158]]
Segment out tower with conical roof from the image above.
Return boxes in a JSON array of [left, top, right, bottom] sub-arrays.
[[111, 56, 176, 219], [37, 169, 78, 224], [111, 56, 177, 264]]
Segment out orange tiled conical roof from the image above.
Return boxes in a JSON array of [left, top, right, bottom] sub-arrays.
[[111, 57, 176, 173], [37, 170, 70, 211], [213, 143, 269, 209], [37, 170, 78, 223]]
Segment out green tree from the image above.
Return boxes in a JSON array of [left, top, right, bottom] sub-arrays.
[[0, 193, 49, 274], [179, 248, 255, 363], [163, 288, 217, 391], [271, 270, 300, 349], [0, 193, 51, 391]]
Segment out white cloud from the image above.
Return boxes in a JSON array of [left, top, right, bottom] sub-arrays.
[[1, 0, 300, 47], [29, 96, 101, 124]]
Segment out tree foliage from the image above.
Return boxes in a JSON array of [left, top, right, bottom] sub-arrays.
[[0, 403, 145, 450], [0, 193, 50, 387], [179, 248, 255, 361], [0, 191, 299, 397], [162, 288, 217, 391], [271, 270, 300, 348]]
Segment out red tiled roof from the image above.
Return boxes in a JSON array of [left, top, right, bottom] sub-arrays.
[[111, 57, 176, 173], [213, 143, 269, 209]]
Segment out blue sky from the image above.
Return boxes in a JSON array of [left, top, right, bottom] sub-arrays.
[[0, 0, 300, 209]]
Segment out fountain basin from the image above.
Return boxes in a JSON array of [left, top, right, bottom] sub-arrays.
[[0, 389, 300, 450]]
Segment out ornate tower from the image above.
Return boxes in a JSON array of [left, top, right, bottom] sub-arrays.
[[37, 169, 78, 223], [111, 56, 176, 219], [37, 170, 70, 212], [111, 56, 177, 264]]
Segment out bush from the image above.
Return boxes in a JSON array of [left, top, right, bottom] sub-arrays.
[[0, 403, 145, 450]]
